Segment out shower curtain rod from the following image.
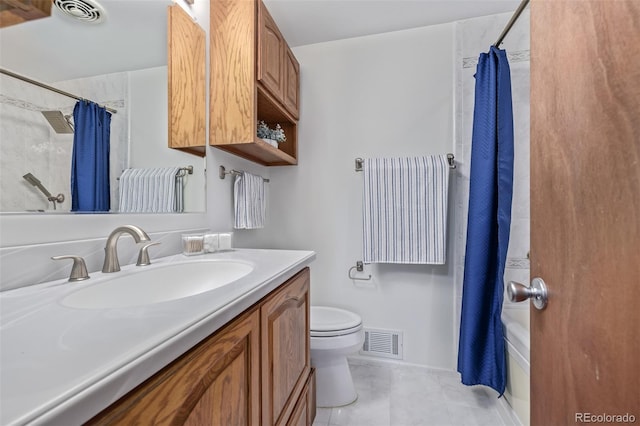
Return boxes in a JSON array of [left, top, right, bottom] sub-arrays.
[[493, 0, 530, 47], [0, 68, 118, 114]]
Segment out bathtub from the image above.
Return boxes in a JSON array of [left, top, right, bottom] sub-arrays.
[[502, 304, 530, 426]]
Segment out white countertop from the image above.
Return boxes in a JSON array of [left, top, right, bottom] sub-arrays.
[[0, 248, 315, 425]]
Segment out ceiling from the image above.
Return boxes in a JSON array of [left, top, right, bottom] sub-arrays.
[[0, 0, 521, 82], [264, 0, 522, 47]]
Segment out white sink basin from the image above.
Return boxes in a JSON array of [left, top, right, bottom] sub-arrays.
[[61, 259, 254, 309]]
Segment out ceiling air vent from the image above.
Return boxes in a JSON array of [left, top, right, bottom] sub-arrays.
[[53, 0, 105, 24]]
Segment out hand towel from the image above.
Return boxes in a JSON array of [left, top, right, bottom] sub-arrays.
[[233, 172, 266, 229], [118, 167, 181, 213], [362, 155, 450, 264]]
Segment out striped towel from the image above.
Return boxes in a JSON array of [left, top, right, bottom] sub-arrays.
[[119, 167, 181, 213], [233, 172, 266, 229], [362, 156, 450, 264]]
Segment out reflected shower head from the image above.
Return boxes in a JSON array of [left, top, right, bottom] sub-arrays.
[[23, 173, 53, 198], [41, 110, 74, 134], [22, 173, 65, 210]]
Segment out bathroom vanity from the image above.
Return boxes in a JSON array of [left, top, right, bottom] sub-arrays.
[[0, 249, 315, 425]]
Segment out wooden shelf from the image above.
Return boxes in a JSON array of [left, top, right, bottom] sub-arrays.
[[215, 137, 297, 166]]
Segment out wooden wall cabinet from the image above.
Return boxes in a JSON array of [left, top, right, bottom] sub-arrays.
[[88, 268, 314, 426], [257, 2, 300, 120], [210, 0, 300, 166], [167, 5, 207, 157], [283, 45, 300, 120], [0, 0, 51, 28], [257, 3, 285, 102]]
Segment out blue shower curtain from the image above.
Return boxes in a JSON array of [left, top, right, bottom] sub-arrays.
[[458, 46, 514, 395], [71, 101, 111, 212]]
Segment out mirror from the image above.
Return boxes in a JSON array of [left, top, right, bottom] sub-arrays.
[[0, 0, 205, 213]]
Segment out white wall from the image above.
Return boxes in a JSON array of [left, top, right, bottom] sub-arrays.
[[236, 24, 457, 368]]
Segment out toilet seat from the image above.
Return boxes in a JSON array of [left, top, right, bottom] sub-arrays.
[[311, 306, 363, 337]]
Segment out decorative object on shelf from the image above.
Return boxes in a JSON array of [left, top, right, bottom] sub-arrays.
[[256, 121, 286, 148], [271, 124, 286, 143], [257, 120, 271, 139]]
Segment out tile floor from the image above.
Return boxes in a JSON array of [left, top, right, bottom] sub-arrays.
[[312, 358, 510, 426]]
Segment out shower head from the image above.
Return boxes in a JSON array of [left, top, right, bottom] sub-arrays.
[[23, 173, 53, 198], [22, 173, 65, 210], [41, 110, 74, 134]]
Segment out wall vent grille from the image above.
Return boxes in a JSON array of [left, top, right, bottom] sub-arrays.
[[360, 328, 403, 359]]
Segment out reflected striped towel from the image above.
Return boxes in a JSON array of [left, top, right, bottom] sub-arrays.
[[119, 167, 181, 213], [362, 156, 450, 264], [234, 172, 266, 229]]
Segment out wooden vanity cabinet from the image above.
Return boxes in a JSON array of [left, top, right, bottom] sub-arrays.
[[210, 0, 300, 166], [87, 268, 313, 426], [86, 308, 260, 425], [261, 267, 310, 425]]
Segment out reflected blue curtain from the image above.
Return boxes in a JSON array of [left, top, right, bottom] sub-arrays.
[[71, 101, 111, 212], [457, 46, 514, 395]]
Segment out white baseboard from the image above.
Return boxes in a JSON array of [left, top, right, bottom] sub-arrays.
[[495, 394, 523, 426]]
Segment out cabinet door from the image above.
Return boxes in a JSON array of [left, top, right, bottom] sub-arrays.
[[88, 309, 261, 426], [168, 4, 206, 155], [261, 268, 311, 426], [283, 45, 300, 119], [257, 1, 284, 101]]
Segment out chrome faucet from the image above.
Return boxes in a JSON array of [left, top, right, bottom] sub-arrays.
[[102, 225, 151, 273]]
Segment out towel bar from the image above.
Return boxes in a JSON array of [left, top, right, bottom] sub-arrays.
[[219, 165, 270, 182], [117, 166, 193, 180], [355, 154, 456, 171]]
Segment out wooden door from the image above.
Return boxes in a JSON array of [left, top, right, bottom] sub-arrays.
[[261, 268, 311, 426], [283, 45, 300, 119], [530, 1, 640, 425], [87, 309, 261, 425], [258, 1, 284, 100]]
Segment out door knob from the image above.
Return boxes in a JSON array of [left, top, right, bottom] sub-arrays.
[[507, 278, 548, 310]]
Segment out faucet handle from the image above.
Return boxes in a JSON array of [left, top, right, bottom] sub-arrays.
[[137, 242, 161, 266], [52, 255, 90, 282]]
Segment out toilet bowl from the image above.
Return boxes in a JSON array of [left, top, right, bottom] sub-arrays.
[[310, 306, 365, 407]]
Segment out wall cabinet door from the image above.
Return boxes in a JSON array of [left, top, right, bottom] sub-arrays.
[[87, 309, 261, 426], [283, 45, 300, 119], [258, 1, 284, 101], [261, 268, 311, 426]]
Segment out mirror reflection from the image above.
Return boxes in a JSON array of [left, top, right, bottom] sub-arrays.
[[0, 0, 205, 213]]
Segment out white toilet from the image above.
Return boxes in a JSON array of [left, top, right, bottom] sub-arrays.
[[310, 306, 365, 407]]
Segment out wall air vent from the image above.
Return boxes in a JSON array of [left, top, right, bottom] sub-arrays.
[[360, 328, 403, 360], [53, 0, 105, 24]]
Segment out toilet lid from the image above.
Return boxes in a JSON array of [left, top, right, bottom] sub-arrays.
[[311, 306, 362, 333]]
